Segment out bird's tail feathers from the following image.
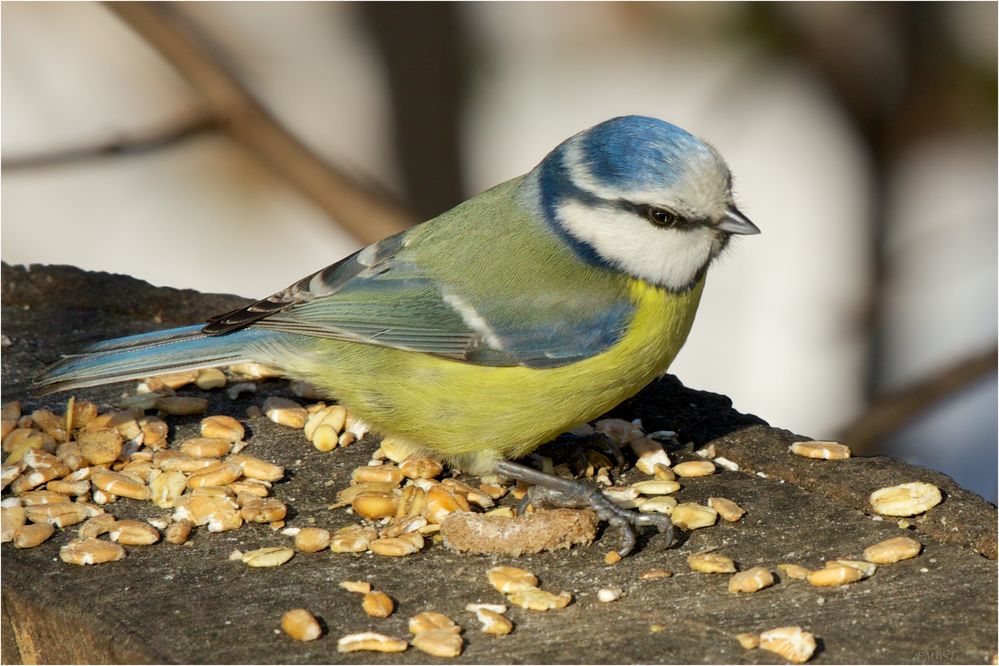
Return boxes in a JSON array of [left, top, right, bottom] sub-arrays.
[[32, 324, 277, 394]]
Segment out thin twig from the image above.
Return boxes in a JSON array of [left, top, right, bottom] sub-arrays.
[[840, 346, 998, 451], [106, 2, 415, 244], [2, 116, 217, 170]]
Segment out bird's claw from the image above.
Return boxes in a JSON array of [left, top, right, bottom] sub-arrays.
[[497, 459, 674, 557]]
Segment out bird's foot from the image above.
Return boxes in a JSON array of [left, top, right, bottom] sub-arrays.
[[494, 459, 673, 557]]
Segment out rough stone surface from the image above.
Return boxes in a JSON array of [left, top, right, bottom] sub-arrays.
[[2, 263, 996, 664]]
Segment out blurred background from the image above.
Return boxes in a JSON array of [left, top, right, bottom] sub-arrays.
[[3, 2, 996, 500]]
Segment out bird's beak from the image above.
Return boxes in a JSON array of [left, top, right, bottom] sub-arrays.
[[717, 206, 760, 235]]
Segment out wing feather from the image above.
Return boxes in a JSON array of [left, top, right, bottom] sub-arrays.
[[200, 213, 634, 367]]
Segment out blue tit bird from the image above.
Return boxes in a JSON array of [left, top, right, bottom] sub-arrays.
[[35, 115, 759, 555]]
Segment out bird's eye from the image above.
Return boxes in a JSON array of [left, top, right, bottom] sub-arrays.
[[646, 206, 678, 227]]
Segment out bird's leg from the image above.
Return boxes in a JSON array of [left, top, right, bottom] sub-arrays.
[[494, 459, 674, 557]]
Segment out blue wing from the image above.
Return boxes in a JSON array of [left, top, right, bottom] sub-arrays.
[[203, 230, 635, 369]]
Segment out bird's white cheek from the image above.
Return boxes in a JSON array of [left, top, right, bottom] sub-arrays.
[[557, 200, 715, 290]]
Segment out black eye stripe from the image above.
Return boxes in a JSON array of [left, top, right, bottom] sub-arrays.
[[564, 189, 703, 231]]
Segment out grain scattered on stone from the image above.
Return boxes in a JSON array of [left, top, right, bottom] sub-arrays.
[[281, 608, 321, 641], [45, 479, 89, 496], [807, 565, 864, 587], [506, 588, 572, 611], [424, 484, 469, 524], [789, 441, 851, 460], [109, 519, 160, 545], [1, 504, 26, 543], [1, 462, 25, 491], [59, 537, 125, 564], [409, 611, 460, 635], [362, 591, 394, 618], [308, 424, 337, 452], [369, 534, 424, 557], [629, 437, 671, 474], [465, 603, 507, 614], [352, 492, 399, 520], [229, 455, 284, 482], [263, 397, 308, 428], [303, 405, 346, 442], [194, 368, 227, 390], [152, 450, 215, 473], [486, 566, 538, 593], [179, 437, 232, 458], [673, 460, 716, 477], [631, 480, 681, 495], [165, 519, 193, 544], [639, 496, 678, 514], [412, 630, 463, 657], [187, 462, 241, 489], [777, 563, 812, 580], [241, 546, 294, 567], [639, 568, 673, 580], [337, 632, 408, 653], [294, 527, 330, 553], [228, 363, 283, 380], [863, 536, 922, 564], [708, 496, 745, 522], [474, 608, 513, 635], [13, 522, 55, 548], [827, 559, 877, 579], [19, 490, 69, 506], [89, 470, 150, 501], [352, 465, 405, 485], [240, 496, 287, 523], [339, 580, 371, 594], [728, 567, 774, 593], [688, 551, 736, 574], [870, 482, 942, 516], [671, 503, 717, 530], [25, 502, 89, 528], [759, 626, 817, 663], [401, 456, 445, 480], [329, 525, 378, 553]]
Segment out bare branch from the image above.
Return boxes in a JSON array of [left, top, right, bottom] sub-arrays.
[[2, 116, 217, 170], [105, 2, 416, 244], [840, 346, 998, 451]]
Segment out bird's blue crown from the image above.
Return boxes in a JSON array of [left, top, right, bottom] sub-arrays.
[[574, 115, 714, 191]]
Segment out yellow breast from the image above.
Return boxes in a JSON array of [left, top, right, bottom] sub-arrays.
[[308, 277, 705, 472]]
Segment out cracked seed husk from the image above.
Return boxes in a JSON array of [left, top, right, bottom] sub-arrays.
[[759, 626, 817, 663]]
